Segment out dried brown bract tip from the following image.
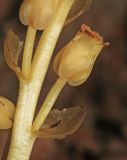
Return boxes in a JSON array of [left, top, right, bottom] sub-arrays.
[[81, 24, 110, 46], [81, 24, 103, 42]]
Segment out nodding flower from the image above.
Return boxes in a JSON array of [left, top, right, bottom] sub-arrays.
[[19, 0, 59, 30], [54, 24, 109, 86]]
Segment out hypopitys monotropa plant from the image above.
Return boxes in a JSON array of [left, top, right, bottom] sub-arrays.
[[0, 0, 108, 160]]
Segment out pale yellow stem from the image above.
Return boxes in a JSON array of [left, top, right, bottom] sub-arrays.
[[33, 78, 66, 131], [31, 0, 75, 84], [7, 81, 36, 160], [22, 26, 36, 78]]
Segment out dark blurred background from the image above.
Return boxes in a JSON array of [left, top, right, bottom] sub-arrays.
[[0, 0, 127, 159]]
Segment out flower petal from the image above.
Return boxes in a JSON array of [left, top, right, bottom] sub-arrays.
[[53, 47, 65, 74], [0, 96, 15, 119], [19, 0, 59, 30], [0, 112, 12, 129], [34, 106, 85, 139]]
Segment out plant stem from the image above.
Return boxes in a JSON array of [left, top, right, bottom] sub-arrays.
[[7, 1, 75, 160], [7, 81, 36, 160], [33, 78, 66, 131], [22, 26, 36, 78], [31, 0, 75, 84]]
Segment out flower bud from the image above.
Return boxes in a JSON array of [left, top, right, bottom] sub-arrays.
[[0, 96, 15, 129], [19, 0, 59, 30], [54, 24, 108, 86]]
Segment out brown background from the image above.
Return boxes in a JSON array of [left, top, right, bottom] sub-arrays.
[[0, 0, 127, 159]]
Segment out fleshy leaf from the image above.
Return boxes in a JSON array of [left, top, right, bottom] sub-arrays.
[[4, 30, 23, 77], [66, 0, 92, 24], [0, 96, 15, 129], [34, 106, 85, 139]]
